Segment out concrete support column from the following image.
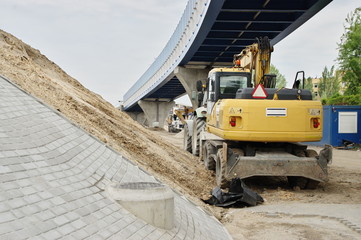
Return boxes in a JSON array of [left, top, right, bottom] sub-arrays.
[[174, 66, 209, 109], [138, 100, 175, 128], [126, 112, 147, 126]]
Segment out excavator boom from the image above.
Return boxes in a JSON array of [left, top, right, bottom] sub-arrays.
[[233, 37, 274, 87]]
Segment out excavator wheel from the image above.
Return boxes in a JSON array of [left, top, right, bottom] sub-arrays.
[[288, 176, 320, 190], [305, 179, 320, 189], [305, 149, 318, 157], [192, 118, 206, 156], [206, 154, 217, 171], [216, 149, 229, 189], [287, 176, 308, 189], [183, 124, 192, 153], [203, 141, 216, 170]]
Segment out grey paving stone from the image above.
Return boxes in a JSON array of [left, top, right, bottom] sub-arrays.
[[0, 211, 17, 224], [33, 210, 56, 221], [2, 181, 20, 191], [71, 228, 91, 239], [23, 194, 42, 204], [1, 231, 25, 240], [37, 220, 57, 233], [59, 235, 78, 240], [8, 197, 27, 209], [20, 204, 41, 215], [0, 166, 11, 174], [70, 218, 87, 230], [8, 219, 24, 232], [57, 223, 76, 236], [41, 229, 63, 239], [50, 205, 68, 216], [53, 215, 70, 226], [96, 229, 114, 239]]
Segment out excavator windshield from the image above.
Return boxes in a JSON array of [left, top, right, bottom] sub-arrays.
[[219, 74, 249, 99], [206, 70, 251, 103]]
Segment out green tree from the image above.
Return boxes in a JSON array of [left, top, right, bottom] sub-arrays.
[[337, 7, 361, 95], [318, 66, 340, 99], [304, 77, 313, 91], [303, 77, 319, 99], [269, 64, 287, 88]]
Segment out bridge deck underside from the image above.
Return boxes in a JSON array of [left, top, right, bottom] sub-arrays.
[[187, 0, 322, 66], [127, 77, 185, 112]]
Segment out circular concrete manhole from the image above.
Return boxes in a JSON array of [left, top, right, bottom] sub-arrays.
[[106, 182, 174, 230]]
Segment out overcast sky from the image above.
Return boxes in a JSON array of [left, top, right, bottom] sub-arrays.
[[0, 0, 359, 106]]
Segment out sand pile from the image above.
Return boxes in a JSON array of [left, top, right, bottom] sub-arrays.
[[0, 29, 215, 209]]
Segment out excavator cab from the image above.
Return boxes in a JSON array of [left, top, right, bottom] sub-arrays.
[[198, 69, 252, 114]]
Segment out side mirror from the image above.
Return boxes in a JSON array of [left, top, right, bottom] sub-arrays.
[[293, 71, 305, 89], [197, 92, 204, 107], [197, 92, 204, 101], [196, 80, 203, 92]]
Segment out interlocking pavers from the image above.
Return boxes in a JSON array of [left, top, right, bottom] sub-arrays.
[[0, 75, 232, 240]]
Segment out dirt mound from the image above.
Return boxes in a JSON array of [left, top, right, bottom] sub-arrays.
[[0, 29, 215, 211]]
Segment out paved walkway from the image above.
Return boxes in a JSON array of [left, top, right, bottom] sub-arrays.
[[0, 75, 232, 240]]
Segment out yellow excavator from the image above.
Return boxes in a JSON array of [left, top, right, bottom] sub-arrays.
[[183, 37, 332, 189], [166, 106, 193, 133]]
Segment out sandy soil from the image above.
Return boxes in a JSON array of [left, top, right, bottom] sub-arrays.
[[1, 29, 360, 239]]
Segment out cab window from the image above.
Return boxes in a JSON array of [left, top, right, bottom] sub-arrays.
[[219, 75, 248, 99]]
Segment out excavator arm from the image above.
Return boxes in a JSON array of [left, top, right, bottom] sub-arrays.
[[233, 37, 274, 87], [174, 109, 186, 124]]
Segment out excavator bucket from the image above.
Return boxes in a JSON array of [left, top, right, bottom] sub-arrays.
[[222, 144, 332, 188]]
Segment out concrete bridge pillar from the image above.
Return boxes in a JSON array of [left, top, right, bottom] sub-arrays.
[[127, 112, 147, 126], [138, 100, 175, 128], [174, 67, 209, 109]]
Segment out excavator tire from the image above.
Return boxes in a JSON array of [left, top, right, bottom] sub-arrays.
[[192, 118, 206, 156], [288, 176, 308, 189], [183, 124, 192, 153], [203, 141, 216, 170], [216, 149, 229, 189], [305, 149, 318, 157], [306, 179, 320, 189]]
